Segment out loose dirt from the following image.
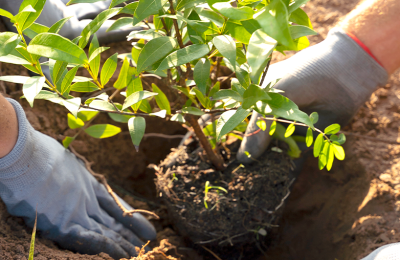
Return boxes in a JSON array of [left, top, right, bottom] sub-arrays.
[[1, 0, 400, 259]]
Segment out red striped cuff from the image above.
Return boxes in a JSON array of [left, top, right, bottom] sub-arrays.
[[346, 31, 383, 67]]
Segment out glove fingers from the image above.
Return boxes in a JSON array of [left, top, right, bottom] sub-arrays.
[[90, 207, 148, 248], [55, 226, 129, 260], [237, 111, 273, 163], [93, 181, 157, 241]]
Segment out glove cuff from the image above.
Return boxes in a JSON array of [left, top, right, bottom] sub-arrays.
[[325, 28, 388, 104]]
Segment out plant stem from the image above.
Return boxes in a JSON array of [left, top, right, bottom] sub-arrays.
[[185, 115, 225, 171]]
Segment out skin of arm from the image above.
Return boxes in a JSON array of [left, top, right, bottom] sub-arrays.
[[340, 0, 400, 74], [0, 94, 18, 158]]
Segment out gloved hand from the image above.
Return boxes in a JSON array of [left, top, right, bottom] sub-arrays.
[[362, 243, 400, 260], [237, 28, 388, 163], [0, 99, 156, 259], [0, 0, 140, 44]]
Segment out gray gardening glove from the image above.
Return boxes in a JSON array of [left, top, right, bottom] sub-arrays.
[[237, 28, 388, 163], [362, 243, 400, 260], [0, 99, 156, 259], [0, 0, 140, 44]]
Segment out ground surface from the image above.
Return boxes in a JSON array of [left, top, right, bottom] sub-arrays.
[[1, 0, 400, 259]]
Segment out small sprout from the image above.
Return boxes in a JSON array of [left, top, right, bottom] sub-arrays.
[[204, 181, 228, 209]]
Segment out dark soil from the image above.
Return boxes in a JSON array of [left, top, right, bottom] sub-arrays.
[[156, 136, 293, 258]]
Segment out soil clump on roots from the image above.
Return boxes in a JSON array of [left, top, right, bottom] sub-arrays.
[[156, 137, 293, 257]]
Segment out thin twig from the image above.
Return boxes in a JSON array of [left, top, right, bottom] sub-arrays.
[[259, 55, 272, 87], [69, 145, 159, 219], [143, 133, 185, 139], [219, 71, 236, 84], [201, 246, 223, 260]]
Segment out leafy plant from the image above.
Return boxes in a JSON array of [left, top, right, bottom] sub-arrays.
[[0, 0, 345, 172]]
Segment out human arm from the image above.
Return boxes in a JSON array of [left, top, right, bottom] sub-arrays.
[[237, 0, 400, 162], [0, 97, 156, 259], [0, 94, 18, 158]]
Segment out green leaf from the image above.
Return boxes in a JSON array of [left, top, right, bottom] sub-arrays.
[[254, 0, 294, 48], [113, 57, 130, 89], [0, 32, 21, 57], [171, 113, 186, 123], [131, 39, 145, 66], [127, 29, 165, 41], [48, 17, 72, 34], [284, 123, 295, 138], [106, 17, 134, 32], [78, 110, 99, 121], [88, 34, 100, 79], [0, 8, 14, 20], [63, 97, 82, 118], [326, 143, 334, 171], [212, 2, 253, 20], [313, 133, 323, 157], [332, 143, 345, 160], [288, 0, 310, 13], [67, 0, 108, 4], [241, 19, 261, 35], [71, 81, 99, 92], [242, 84, 270, 109], [306, 127, 313, 147], [247, 29, 277, 83], [193, 58, 211, 95], [157, 44, 210, 71], [269, 120, 276, 135], [85, 124, 121, 138], [133, 0, 169, 26], [109, 0, 126, 8], [212, 89, 243, 102], [128, 117, 146, 151], [137, 36, 178, 72], [194, 7, 225, 27], [213, 35, 236, 67], [318, 141, 329, 170], [290, 25, 317, 39], [100, 53, 118, 86], [309, 112, 318, 124], [68, 113, 85, 129], [79, 8, 120, 48], [62, 136, 75, 148], [23, 76, 45, 107], [17, 0, 46, 31], [23, 22, 49, 39], [324, 124, 340, 135], [181, 107, 205, 116], [120, 2, 138, 15], [61, 66, 79, 95], [231, 78, 245, 96], [28, 33, 87, 64], [255, 93, 313, 127], [89, 100, 116, 111], [0, 75, 30, 84], [139, 99, 152, 113], [127, 76, 143, 112], [216, 107, 250, 141], [289, 8, 313, 29], [256, 119, 267, 131], [152, 83, 171, 115], [89, 47, 110, 62], [225, 20, 252, 44], [177, 0, 205, 10], [235, 65, 251, 89], [28, 212, 37, 260], [272, 122, 301, 158], [122, 91, 158, 110]]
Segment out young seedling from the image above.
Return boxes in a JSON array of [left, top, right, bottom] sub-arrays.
[[0, 0, 345, 174], [204, 180, 228, 209]]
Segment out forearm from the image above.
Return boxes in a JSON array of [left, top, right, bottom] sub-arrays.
[[340, 0, 400, 74], [0, 94, 18, 158]]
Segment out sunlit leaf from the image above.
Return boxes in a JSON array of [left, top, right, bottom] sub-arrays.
[[137, 36, 177, 72], [68, 113, 85, 129], [306, 127, 313, 147], [128, 117, 146, 151], [313, 133, 323, 157], [216, 107, 250, 141], [152, 83, 171, 115], [284, 123, 295, 138], [324, 124, 340, 135], [85, 124, 121, 138]]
